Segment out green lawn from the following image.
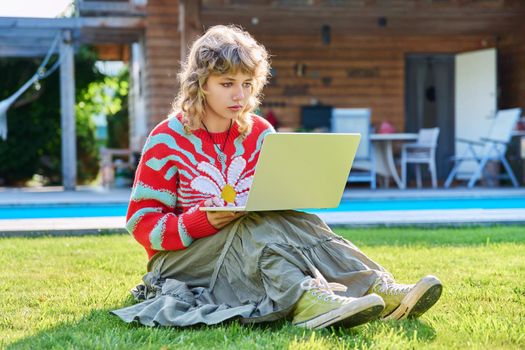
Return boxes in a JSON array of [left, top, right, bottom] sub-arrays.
[[1, 226, 524, 349]]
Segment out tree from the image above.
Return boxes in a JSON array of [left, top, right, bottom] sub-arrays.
[[0, 46, 103, 186]]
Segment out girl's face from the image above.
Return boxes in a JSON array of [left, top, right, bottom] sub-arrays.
[[202, 71, 253, 126]]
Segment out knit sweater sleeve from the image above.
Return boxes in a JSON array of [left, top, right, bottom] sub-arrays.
[[125, 129, 218, 256]]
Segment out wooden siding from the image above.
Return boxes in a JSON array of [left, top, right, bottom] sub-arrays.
[[145, 0, 181, 130], [140, 0, 525, 135], [201, 0, 525, 36], [257, 34, 496, 130], [499, 30, 525, 112]]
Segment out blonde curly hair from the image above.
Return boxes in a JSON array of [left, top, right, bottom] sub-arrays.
[[172, 25, 270, 136]]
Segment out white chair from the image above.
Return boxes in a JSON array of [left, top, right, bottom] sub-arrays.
[[331, 108, 376, 189], [444, 108, 521, 188], [401, 128, 440, 188]]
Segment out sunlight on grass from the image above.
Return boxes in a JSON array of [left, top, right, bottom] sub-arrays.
[[1, 226, 524, 349]]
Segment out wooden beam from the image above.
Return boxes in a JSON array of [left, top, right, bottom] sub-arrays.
[[132, 0, 148, 7], [0, 47, 51, 57], [0, 39, 57, 48], [0, 16, 145, 52], [78, 1, 145, 16], [80, 17, 145, 30], [179, 0, 201, 63], [0, 17, 76, 29], [79, 30, 142, 44], [0, 16, 145, 30], [0, 29, 60, 39], [60, 30, 77, 191]]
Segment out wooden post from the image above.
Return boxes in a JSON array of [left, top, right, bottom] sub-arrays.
[[60, 30, 76, 191], [130, 37, 148, 153], [179, 0, 201, 63]]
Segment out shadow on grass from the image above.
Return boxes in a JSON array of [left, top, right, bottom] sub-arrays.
[[6, 303, 437, 349], [335, 225, 525, 247]]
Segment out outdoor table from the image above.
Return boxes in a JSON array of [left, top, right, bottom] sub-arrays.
[[371, 133, 418, 189]]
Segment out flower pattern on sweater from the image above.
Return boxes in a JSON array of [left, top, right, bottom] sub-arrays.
[[191, 157, 253, 207]]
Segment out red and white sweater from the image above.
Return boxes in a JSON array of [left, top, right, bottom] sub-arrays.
[[126, 113, 275, 259]]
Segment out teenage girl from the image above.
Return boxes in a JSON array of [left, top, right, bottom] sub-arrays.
[[112, 25, 442, 329]]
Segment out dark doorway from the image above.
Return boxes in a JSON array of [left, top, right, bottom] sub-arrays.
[[405, 54, 455, 180]]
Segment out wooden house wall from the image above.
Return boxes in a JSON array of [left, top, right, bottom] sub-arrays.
[[258, 34, 496, 131], [144, 0, 181, 130], [140, 1, 524, 137], [499, 32, 525, 112], [142, 27, 498, 133]]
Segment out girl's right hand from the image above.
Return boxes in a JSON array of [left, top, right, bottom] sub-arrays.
[[203, 197, 246, 229], [206, 210, 246, 229]]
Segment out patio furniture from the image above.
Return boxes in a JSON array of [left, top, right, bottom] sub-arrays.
[[401, 127, 440, 188], [331, 108, 376, 189], [444, 108, 522, 188], [100, 147, 135, 188], [370, 133, 418, 189]]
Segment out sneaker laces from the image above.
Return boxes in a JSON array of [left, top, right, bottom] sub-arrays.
[[300, 277, 350, 303], [373, 274, 412, 296]]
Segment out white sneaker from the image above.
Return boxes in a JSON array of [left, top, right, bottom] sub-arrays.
[[371, 274, 443, 320]]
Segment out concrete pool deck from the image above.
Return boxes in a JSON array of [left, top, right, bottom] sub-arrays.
[[1, 186, 525, 236]]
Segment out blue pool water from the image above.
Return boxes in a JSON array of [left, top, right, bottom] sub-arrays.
[[321, 197, 525, 212], [0, 204, 127, 219], [1, 197, 524, 219]]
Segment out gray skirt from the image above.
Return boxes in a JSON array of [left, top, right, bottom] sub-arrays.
[[111, 211, 388, 327]]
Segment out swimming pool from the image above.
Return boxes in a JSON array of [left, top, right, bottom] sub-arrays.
[[322, 197, 525, 212], [1, 197, 524, 219]]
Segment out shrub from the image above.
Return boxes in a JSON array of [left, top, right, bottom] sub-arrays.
[[0, 46, 103, 185]]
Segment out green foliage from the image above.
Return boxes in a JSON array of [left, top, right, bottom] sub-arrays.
[[107, 70, 129, 150], [1, 226, 524, 349], [77, 67, 129, 149], [0, 46, 103, 185]]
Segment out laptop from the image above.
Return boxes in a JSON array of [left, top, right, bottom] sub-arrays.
[[200, 133, 361, 212]]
